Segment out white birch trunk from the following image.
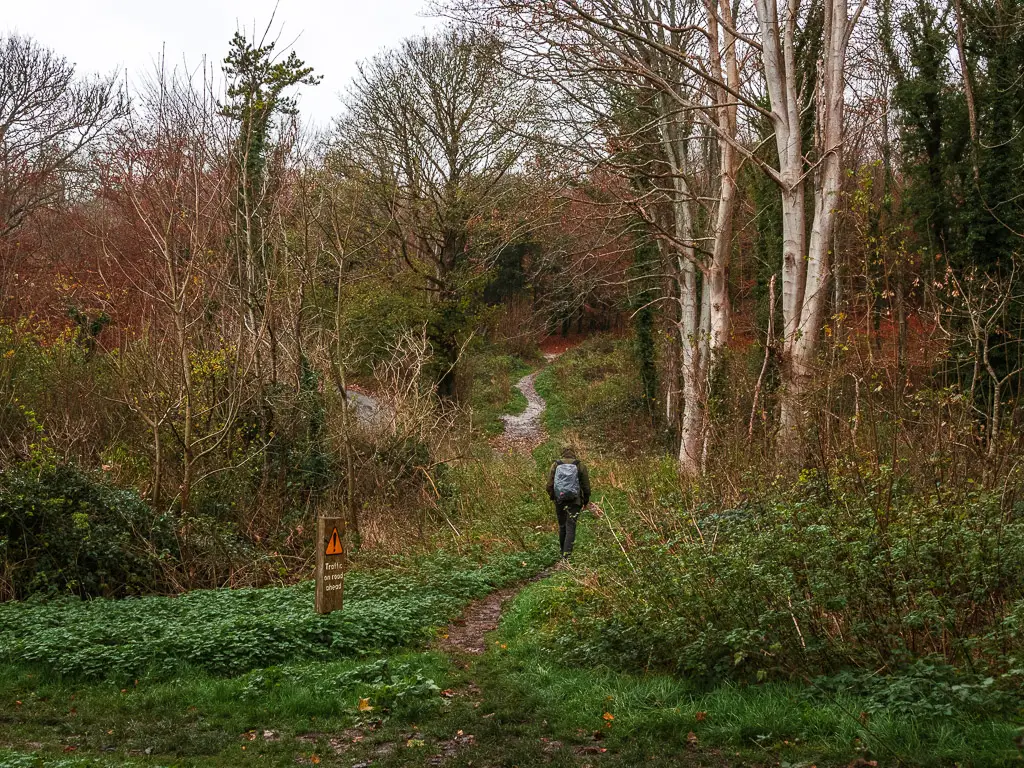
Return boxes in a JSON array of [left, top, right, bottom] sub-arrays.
[[678, 253, 703, 476], [660, 107, 704, 477], [704, 0, 740, 379], [756, 0, 853, 450]]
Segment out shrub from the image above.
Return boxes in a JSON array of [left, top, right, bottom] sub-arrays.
[[537, 464, 1024, 691], [0, 459, 178, 599]]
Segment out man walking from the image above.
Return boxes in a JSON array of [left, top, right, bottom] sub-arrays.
[[546, 446, 591, 559]]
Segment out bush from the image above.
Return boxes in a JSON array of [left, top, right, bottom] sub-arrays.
[[0, 459, 178, 599], [332, 278, 428, 375], [535, 463, 1024, 693]]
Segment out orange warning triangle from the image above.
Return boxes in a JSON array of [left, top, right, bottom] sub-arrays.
[[325, 527, 343, 556]]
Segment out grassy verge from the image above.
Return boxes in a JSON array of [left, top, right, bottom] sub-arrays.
[[0, 651, 455, 768], [3, 585, 1018, 768], [533, 364, 569, 435], [482, 578, 1022, 767], [6, 337, 1018, 767], [523, 334, 1024, 766], [468, 352, 532, 437]]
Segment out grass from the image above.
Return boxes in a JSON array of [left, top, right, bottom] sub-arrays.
[[0, 651, 451, 767], [3, 583, 1019, 767], [522, 337, 1024, 766], [533, 364, 569, 435], [482, 578, 1023, 767], [2, 340, 1021, 766], [467, 352, 532, 437]]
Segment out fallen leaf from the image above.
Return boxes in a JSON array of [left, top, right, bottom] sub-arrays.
[[602, 712, 614, 721], [358, 697, 374, 712], [310, 754, 321, 764], [695, 711, 707, 722]]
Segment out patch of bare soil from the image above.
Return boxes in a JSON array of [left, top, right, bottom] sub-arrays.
[[438, 584, 521, 656], [438, 568, 552, 656]]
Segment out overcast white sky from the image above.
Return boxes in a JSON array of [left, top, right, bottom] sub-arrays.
[[2, 0, 441, 127]]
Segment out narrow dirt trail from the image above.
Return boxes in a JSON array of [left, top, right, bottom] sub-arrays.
[[444, 362, 556, 654], [437, 571, 550, 656], [492, 370, 548, 454]]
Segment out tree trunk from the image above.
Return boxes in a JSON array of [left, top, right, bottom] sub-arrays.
[[678, 255, 703, 476], [758, 0, 853, 454]]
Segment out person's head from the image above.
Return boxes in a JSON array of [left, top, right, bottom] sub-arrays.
[[560, 446, 577, 461]]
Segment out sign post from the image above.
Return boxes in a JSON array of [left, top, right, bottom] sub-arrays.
[[315, 516, 346, 614]]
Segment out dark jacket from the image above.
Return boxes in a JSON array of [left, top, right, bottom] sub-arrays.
[[546, 458, 591, 507]]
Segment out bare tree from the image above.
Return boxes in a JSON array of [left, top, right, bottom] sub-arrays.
[[335, 25, 541, 398], [0, 34, 125, 239], [448, 0, 745, 473], [95, 63, 253, 518], [937, 260, 1024, 460], [753, 0, 866, 450]]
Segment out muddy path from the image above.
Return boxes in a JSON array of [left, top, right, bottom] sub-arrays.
[[444, 362, 559, 653], [437, 570, 550, 656]]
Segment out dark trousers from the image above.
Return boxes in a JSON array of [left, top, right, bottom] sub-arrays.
[[556, 502, 582, 556]]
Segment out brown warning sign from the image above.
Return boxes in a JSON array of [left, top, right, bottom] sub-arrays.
[[325, 527, 343, 555], [315, 517, 345, 614]]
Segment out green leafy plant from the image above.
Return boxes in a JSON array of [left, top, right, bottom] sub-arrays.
[[0, 460, 178, 599]]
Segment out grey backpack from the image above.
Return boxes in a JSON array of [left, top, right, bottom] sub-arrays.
[[553, 461, 581, 504]]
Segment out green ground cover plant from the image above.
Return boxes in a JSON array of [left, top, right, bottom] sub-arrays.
[[0, 547, 556, 681]]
